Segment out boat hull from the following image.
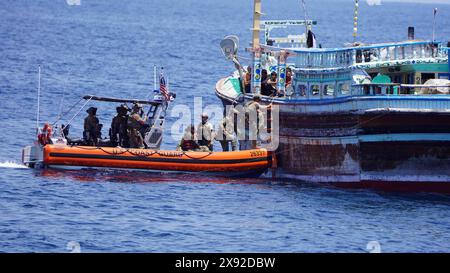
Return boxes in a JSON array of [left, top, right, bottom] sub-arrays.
[[276, 109, 450, 193], [40, 145, 270, 178], [215, 77, 450, 192]]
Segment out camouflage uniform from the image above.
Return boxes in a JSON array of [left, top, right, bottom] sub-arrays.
[[217, 116, 237, 152], [110, 106, 129, 147], [196, 121, 214, 152], [127, 107, 147, 148]]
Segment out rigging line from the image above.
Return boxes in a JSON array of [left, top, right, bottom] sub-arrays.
[[55, 79, 67, 130], [236, 54, 253, 61], [52, 97, 84, 127], [300, 0, 309, 33], [62, 96, 93, 131]]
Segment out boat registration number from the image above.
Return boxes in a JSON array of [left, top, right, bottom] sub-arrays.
[[249, 150, 266, 157]]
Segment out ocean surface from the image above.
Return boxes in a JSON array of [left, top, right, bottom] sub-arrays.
[[1, 0, 450, 252]]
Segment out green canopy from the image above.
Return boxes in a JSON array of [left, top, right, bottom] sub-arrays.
[[372, 74, 392, 84]]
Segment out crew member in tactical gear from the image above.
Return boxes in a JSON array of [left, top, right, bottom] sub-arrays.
[[83, 107, 101, 146], [110, 104, 129, 147], [127, 103, 147, 148]]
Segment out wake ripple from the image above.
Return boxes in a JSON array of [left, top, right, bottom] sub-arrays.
[[0, 161, 27, 169]]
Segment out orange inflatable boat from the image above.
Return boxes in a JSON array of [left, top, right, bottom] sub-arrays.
[[38, 145, 271, 177]]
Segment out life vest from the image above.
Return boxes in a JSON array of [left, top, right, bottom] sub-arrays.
[[181, 139, 197, 151], [38, 123, 52, 146]]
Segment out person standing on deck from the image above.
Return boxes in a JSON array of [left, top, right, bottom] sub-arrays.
[[217, 115, 237, 152], [196, 113, 215, 152], [110, 104, 129, 147], [127, 103, 147, 148], [83, 107, 100, 146], [244, 66, 252, 94], [245, 95, 271, 149]]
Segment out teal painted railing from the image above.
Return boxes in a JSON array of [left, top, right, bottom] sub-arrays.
[[292, 41, 447, 69]]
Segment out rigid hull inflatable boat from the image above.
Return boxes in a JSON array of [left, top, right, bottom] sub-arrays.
[[22, 78, 272, 178], [33, 145, 270, 177]]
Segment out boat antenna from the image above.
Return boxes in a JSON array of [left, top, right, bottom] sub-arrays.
[[432, 8, 437, 42], [36, 65, 41, 136], [353, 0, 359, 44]]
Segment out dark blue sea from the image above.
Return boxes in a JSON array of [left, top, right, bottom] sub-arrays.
[[1, 0, 450, 253]]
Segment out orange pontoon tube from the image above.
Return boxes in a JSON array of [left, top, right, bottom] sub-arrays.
[[43, 145, 271, 177]]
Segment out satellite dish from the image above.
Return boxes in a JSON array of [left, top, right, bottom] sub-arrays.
[[220, 35, 239, 60]]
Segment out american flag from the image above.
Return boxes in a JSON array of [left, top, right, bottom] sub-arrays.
[[159, 71, 170, 101]]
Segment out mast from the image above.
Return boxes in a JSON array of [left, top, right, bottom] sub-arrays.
[[252, 0, 262, 48], [432, 8, 437, 42], [251, 0, 262, 95], [301, 0, 309, 35]]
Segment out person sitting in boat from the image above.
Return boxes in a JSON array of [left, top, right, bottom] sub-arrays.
[[261, 70, 277, 96], [244, 66, 252, 93], [196, 113, 215, 152], [267, 71, 278, 94], [83, 107, 100, 146], [286, 67, 293, 88], [177, 125, 200, 152], [127, 103, 148, 149], [217, 115, 237, 152], [110, 104, 129, 147]]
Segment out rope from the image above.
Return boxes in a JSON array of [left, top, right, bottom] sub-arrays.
[[52, 97, 84, 127], [182, 151, 214, 160], [62, 96, 93, 131], [70, 145, 216, 160]]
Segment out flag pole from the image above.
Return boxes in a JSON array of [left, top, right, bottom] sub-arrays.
[[153, 65, 157, 91]]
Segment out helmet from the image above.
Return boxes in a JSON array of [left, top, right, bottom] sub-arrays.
[[86, 107, 97, 115], [132, 103, 142, 111], [116, 104, 129, 113]]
